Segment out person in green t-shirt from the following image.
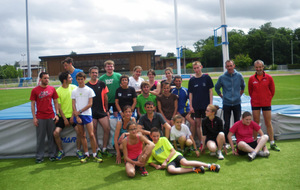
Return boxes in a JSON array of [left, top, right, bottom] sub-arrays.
[[54, 72, 82, 160], [136, 81, 156, 117], [99, 60, 121, 117], [148, 127, 221, 174]]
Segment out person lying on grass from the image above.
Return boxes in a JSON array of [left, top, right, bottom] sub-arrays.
[[148, 127, 220, 174], [170, 114, 199, 157], [122, 121, 155, 177], [228, 111, 270, 161]]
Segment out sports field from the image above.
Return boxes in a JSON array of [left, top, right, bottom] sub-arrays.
[[0, 74, 300, 190]]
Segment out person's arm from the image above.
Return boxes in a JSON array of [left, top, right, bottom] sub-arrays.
[[72, 99, 81, 124], [149, 162, 163, 170], [161, 148, 176, 169], [240, 75, 245, 96], [138, 135, 155, 164], [189, 135, 200, 157], [189, 93, 194, 113], [131, 98, 137, 112], [157, 100, 167, 120], [104, 93, 110, 117], [269, 76, 275, 97], [31, 100, 38, 127], [115, 99, 123, 117], [53, 99, 59, 123], [215, 79, 223, 98], [228, 132, 238, 155], [114, 121, 122, 164], [172, 140, 178, 150], [172, 99, 178, 119], [58, 103, 69, 126], [209, 88, 213, 105], [248, 78, 253, 97], [257, 129, 265, 137], [137, 124, 150, 136]]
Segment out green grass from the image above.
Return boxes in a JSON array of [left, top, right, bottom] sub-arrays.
[[1, 140, 300, 190], [0, 88, 32, 110]]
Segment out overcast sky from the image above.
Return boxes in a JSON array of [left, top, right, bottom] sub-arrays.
[[1, 0, 300, 65]]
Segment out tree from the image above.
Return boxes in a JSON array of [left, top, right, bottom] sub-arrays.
[[233, 54, 252, 70], [166, 52, 175, 58], [1, 64, 18, 79], [14, 61, 20, 68]]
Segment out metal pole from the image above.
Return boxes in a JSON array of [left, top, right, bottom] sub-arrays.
[[26, 0, 31, 78], [219, 0, 229, 72], [183, 47, 186, 74], [174, 0, 181, 76]]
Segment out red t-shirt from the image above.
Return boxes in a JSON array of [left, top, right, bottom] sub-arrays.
[[127, 135, 143, 160], [229, 120, 260, 144], [30, 85, 58, 119]]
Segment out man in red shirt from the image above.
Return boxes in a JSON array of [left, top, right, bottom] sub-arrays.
[[248, 60, 279, 151], [30, 72, 59, 163]]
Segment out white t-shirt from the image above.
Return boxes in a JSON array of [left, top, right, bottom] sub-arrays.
[[170, 124, 192, 141], [129, 76, 144, 91], [71, 86, 95, 116]]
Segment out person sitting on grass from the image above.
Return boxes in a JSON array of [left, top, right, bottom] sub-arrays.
[[122, 121, 155, 177], [148, 127, 221, 174], [170, 115, 199, 157], [201, 104, 226, 160], [113, 105, 136, 164], [228, 111, 270, 161]]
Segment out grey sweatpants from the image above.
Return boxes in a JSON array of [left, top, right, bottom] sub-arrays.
[[36, 119, 56, 160]]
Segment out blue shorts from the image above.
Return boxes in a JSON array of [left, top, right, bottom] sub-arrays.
[[73, 115, 93, 125]]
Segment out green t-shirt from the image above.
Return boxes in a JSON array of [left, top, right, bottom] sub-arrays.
[[148, 137, 182, 164], [56, 84, 77, 118], [136, 93, 157, 115], [99, 72, 121, 103]]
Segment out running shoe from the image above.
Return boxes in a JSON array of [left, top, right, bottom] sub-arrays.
[[76, 150, 84, 159], [97, 150, 103, 159], [248, 151, 257, 161], [139, 167, 149, 176], [35, 159, 44, 164], [49, 157, 56, 162], [94, 156, 103, 163], [80, 155, 89, 163], [102, 149, 113, 157], [270, 144, 280, 151], [217, 150, 224, 160], [257, 151, 270, 157], [56, 150, 65, 160], [209, 164, 220, 172], [193, 166, 205, 174]]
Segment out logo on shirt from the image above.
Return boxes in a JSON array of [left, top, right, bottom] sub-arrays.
[[118, 93, 122, 97], [194, 84, 198, 87], [105, 79, 114, 85], [127, 94, 132, 97], [39, 91, 49, 99], [202, 83, 206, 87], [155, 145, 164, 155]]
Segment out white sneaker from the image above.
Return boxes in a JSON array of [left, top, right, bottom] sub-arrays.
[[257, 151, 270, 157], [210, 152, 216, 156], [217, 150, 224, 160], [248, 151, 257, 161], [225, 143, 230, 149]]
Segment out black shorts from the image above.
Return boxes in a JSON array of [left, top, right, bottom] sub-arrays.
[[180, 112, 188, 118], [252, 106, 272, 111], [167, 155, 184, 168], [194, 109, 206, 119], [108, 103, 118, 112], [56, 117, 76, 129], [237, 141, 257, 155], [92, 111, 108, 119], [205, 137, 218, 146]]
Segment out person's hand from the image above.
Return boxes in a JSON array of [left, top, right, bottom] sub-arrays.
[[195, 150, 200, 157], [64, 118, 70, 126], [154, 165, 162, 170], [116, 153, 122, 164], [76, 116, 82, 124], [33, 118, 38, 127], [135, 160, 145, 167], [161, 160, 167, 169], [70, 117, 74, 124], [223, 144, 228, 155], [190, 107, 195, 113], [232, 148, 239, 156]]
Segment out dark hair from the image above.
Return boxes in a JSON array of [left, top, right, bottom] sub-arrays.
[[89, 66, 99, 73], [162, 82, 170, 88], [140, 81, 150, 89], [62, 57, 73, 64], [126, 121, 137, 130], [173, 75, 182, 81], [172, 114, 183, 122], [120, 75, 129, 82], [76, 72, 86, 79], [150, 127, 160, 134], [147, 69, 156, 76], [242, 111, 252, 119], [39, 72, 48, 79], [58, 72, 69, 84], [144, 101, 154, 107], [122, 105, 132, 112]]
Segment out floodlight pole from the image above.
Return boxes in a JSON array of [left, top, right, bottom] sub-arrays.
[[219, 0, 229, 72], [174, 0, 181, 76], [26, 0, 31, 78]]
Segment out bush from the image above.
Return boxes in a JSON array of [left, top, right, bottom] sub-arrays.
[[267, 64, 278, 70], [287, 64, 300, 69]]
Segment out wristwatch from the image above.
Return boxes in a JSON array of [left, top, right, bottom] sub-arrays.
[[79, 110, 82, 114]]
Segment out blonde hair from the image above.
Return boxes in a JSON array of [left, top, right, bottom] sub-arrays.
[[207, 104, 219, 115], [165, 67, 173, 74], [104, 60, 114, 67], [192, 61, 202, 66], [172, 114, 183, 122], [133, 66, 142, 72]]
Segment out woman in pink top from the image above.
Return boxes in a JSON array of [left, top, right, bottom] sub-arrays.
[[228, 111, 270, 161], [122, 121, 155, 177]]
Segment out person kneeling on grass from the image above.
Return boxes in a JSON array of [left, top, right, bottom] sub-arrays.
[[170, 115, 199, 157], [201, 104, 226, 160], [148, 127, 220, 174], [228, 111, 270, 161], [123, 121, 155, 177]]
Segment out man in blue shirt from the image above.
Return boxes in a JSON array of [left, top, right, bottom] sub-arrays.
[[62, 57, 83, 86], [215, 60, 245, 144]]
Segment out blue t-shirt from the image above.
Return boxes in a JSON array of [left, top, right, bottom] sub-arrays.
[[188, 74, 214, 110], [70, 68, 83, 86], [171, 87, 190, 114]]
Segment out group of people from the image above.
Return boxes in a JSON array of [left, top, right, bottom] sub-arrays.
[[30, 57, 279, 177]]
